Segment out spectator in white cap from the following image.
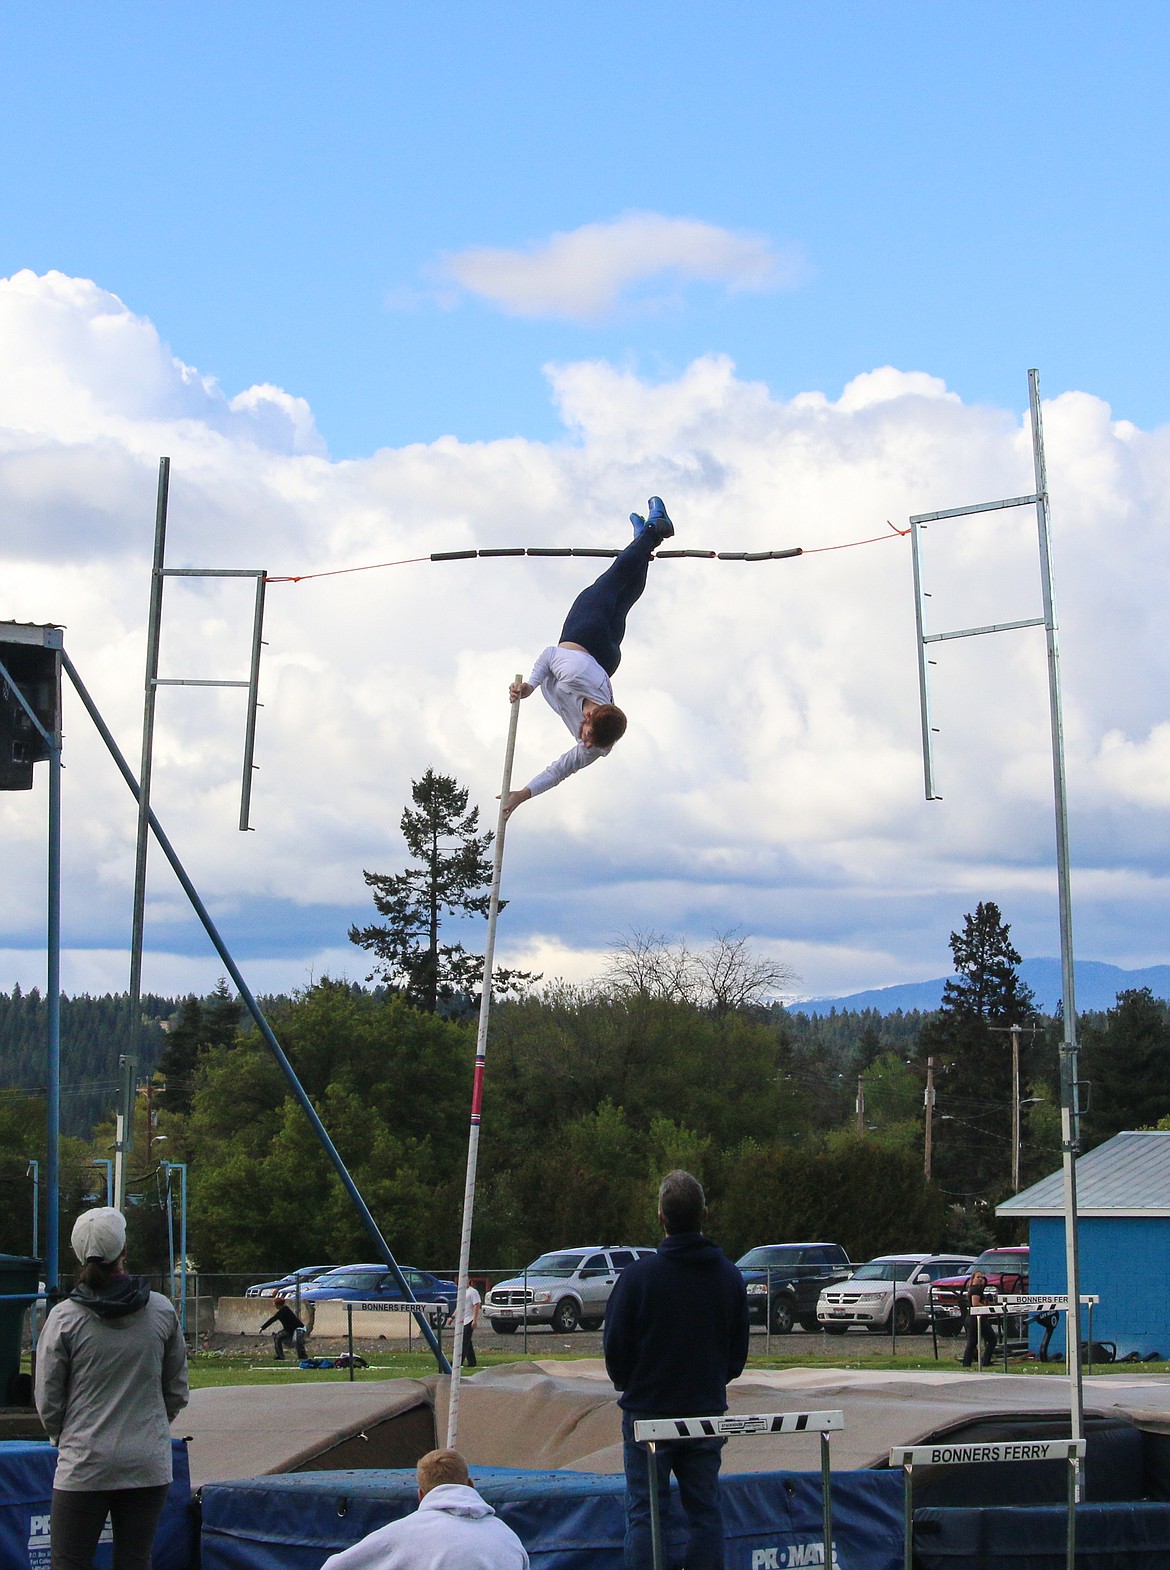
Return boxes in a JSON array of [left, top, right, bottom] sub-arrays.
[[34, 1207, 188, 1570]]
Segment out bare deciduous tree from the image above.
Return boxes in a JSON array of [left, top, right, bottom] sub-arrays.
[[601, 927, 796, 1015], [695, 929, 798, 1017]]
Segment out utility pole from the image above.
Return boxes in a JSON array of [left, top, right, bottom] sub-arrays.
[[855, 1075, 865, 1137], [112, 1054, 136, 1209], [923, 1056, 936, 1180], [990, 1023, 1040, 1193], [1011, 1025, 1022, 1193]]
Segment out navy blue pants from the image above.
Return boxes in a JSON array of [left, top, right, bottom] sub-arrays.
[[621, 1409, 725, 1569], [559, 529, 660, 676]]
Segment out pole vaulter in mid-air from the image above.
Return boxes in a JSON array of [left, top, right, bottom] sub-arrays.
[[501, 495, 675, 818]]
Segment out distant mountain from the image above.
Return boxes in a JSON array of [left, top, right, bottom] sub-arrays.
[[791, 958, 1170, 1018]]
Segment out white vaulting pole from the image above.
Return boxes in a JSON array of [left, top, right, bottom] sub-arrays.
[[447, 675, 523, 1448]]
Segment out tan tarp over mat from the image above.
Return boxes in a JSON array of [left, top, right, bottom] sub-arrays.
[[440, 1362, 1170, 1474], [182, 1361, 1170, 1486], [181, 1379, 433, 1485]]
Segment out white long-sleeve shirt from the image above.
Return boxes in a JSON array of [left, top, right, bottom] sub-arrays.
[[320, 1484, 529, 1570], [525, 645, 613, 798]]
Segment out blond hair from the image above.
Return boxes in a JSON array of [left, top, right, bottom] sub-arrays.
[[417, 1448, 471, 1495]]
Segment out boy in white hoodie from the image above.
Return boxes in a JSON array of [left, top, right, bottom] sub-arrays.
[[320, 1449, 529, 1570]]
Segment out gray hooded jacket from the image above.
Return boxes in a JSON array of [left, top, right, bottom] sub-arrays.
[[34, 1277, 189, 1490]]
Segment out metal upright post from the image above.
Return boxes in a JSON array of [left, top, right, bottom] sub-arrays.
[[123, 457, 170, 1209], [647, 1443, 665, 1570], [446, 677, 522, 1449], [163, 1164, 175, 1303], [909, 520, 940, 800], [1029, 368, 1085, 1476], [113, 1054, 136, 1212], [177, 1161, 188, 1335], [239, 572, 267, 832], [27, 1161, 39, 1349], [46, 720, 61, 1291], [923, 1056, 935, 1180], [1011, 1025, 1022, 1193]]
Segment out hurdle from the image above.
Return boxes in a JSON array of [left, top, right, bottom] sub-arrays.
[[969, 1293, 1100, 1372], [632, 1409, 844, 1570], [342, 1301, 447, 1381], [889, 1436, 1086, 1570]]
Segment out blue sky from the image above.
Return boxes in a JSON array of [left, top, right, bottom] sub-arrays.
[[2, 4, 1170, 1003], [4, 4, 1169, 457]]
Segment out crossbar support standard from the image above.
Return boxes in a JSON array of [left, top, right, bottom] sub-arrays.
[[633, 1411, 844, 1570], [61, 653, 451, 1372], [891, 1437, 1085, 1570], [908, 369, 1086, 1484]]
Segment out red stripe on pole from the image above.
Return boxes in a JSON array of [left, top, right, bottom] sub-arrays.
[[471, 1058, 485, 1118]]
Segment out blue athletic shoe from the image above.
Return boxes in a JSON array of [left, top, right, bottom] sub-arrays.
[[629, 511, 648, 534], [646, 496, 674, 539]]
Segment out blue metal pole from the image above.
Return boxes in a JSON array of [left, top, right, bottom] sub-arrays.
[[62, 653, 450, 1371]]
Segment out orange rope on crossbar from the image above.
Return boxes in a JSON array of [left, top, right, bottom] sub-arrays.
[[264, 521, 909, 584], [803, 521, 911, 554], [266, 555, 431, 584]]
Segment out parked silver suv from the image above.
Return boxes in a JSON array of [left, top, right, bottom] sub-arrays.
[[485, 1245, 656, 1334], [816, 1252, 976, 1335]]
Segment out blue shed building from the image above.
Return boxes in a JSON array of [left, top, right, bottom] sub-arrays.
[[996, 1129, 1170, 1360]]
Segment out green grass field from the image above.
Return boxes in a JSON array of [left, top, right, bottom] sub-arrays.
[[24, 1341, 1166, 1392], [177, 1347, 1169, 1388]]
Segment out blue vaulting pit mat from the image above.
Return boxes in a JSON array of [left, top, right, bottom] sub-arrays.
[[199, 1465, 904, 1570], [914, 1502, 1170, 1568], [0, 1438, 193, 1570]]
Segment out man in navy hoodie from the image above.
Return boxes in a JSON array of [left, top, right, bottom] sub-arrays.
[[604, 1170, 750, 1569]]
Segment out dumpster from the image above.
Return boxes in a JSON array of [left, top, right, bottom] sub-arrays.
[[0, 1256, 41, 1406]]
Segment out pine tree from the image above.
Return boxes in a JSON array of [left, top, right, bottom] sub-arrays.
[[157, 980, 243, 1116], [939, 902, 1036, 1023], [348, 769, 536, 1014], [919, 902, 1038, 1203], [1081, 989, 1170, 1147]]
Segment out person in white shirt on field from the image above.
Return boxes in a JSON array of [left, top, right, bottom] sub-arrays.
[[502, 498, 674, 818], [320, 1448, 528, 1570], [458, 1283, 481, 1368]]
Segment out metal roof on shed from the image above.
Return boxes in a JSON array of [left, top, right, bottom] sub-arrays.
[[998, 1130, 1170, 1217]]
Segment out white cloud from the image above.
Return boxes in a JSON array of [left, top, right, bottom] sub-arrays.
[[0, 269, 325, 456], [1094, 724, 1170, 808], [438, 212, 805, 322], [2, 270, 1170, 1004]]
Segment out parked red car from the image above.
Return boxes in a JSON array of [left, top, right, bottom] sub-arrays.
[[925, 1246, 1029, 1334]]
